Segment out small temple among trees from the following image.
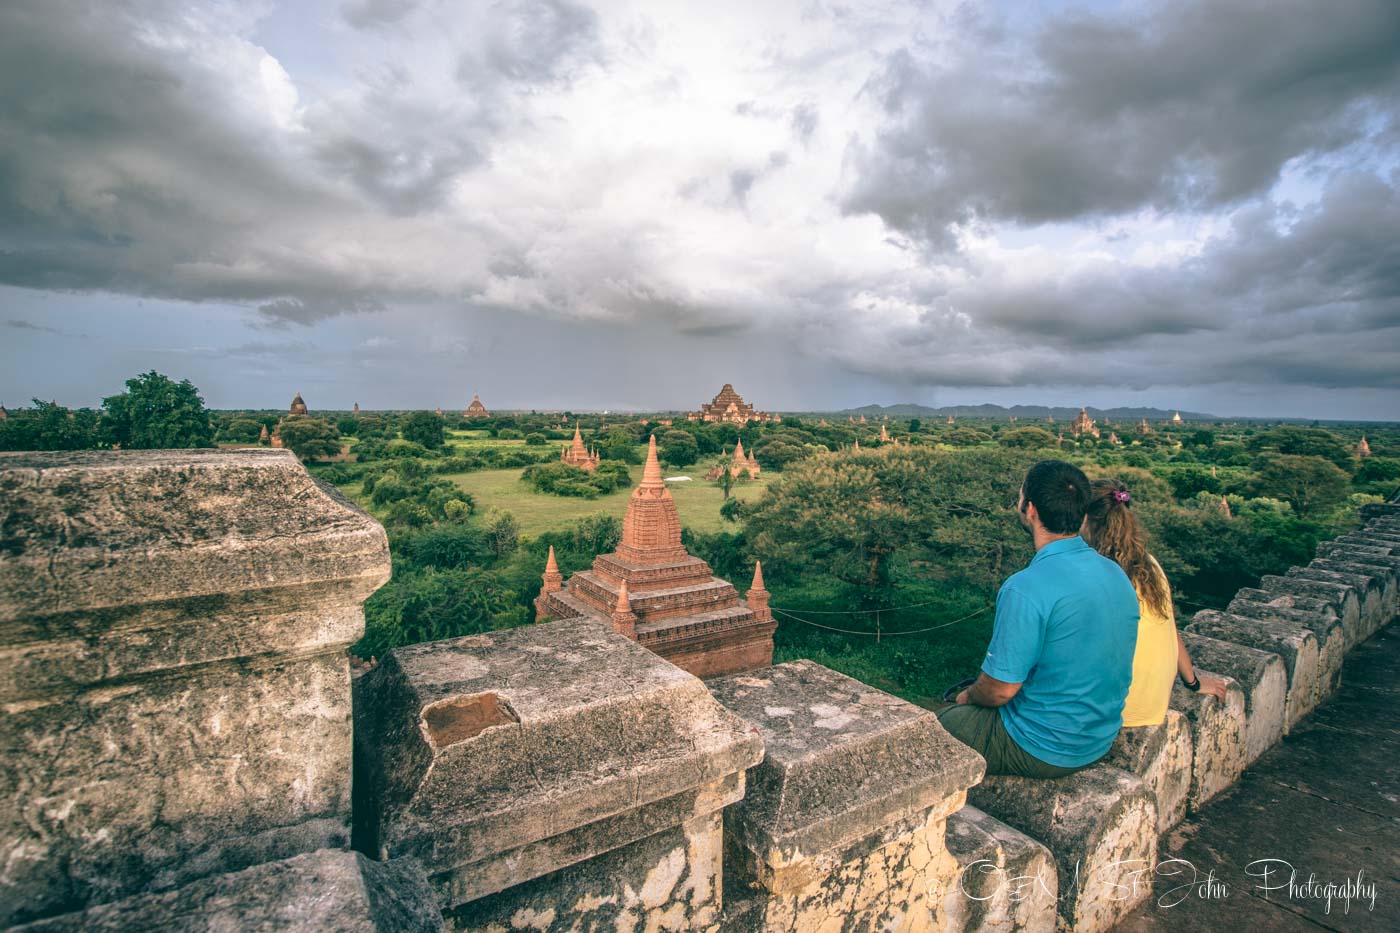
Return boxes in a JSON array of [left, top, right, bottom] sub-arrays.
[[535, 436, 776, 677], [706, 439, 760, 480], [560, 424, 600, 471], [686, 383, 780, 424], [463, 393, 489, 418]]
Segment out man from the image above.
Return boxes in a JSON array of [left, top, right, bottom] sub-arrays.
[[938, 460, 1139, 777]]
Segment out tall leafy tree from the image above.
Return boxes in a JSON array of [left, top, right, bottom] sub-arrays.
[[101, 371, 212, 449], [401, 410, 446, 449], [275, 418, 343, 461]]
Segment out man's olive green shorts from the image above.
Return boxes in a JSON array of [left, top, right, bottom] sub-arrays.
[[935, 703, 1092, 779]]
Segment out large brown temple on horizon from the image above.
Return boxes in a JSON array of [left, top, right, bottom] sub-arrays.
[[686, 383, 780, 425], [535, 436, 775, 677], [463, 394, 489, 418]]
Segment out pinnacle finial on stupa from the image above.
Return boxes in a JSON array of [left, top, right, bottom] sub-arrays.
[[642, 435, 663, 485]]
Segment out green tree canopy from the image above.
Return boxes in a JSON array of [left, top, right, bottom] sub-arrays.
[[401, 410, 446, 449], [276, 418, 343, 461], [101, 371, 212, 449], [744, 446, 1034, 595], [1250, 454, 1351, 517], [0, 400, 100, 451], [1246, 426, 1351, 469], [658, 429, 700, 467], [998, 426, 1057, 449]]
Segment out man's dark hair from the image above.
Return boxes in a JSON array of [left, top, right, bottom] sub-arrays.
[[1021, 460, 1091, 534]]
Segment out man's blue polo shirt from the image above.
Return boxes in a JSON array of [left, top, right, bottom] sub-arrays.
[[981, 536, 1140, 767]]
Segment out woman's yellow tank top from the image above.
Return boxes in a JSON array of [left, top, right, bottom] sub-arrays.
[[1120, 557, 1179, 727]]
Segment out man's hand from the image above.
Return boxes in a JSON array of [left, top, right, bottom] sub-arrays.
[[955, 688, 971, 705]]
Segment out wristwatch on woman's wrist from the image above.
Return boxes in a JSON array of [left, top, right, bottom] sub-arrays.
[[1179, 672, 1201, 692]]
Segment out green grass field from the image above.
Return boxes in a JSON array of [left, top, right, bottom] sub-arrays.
[[444, 461, 773, 536]]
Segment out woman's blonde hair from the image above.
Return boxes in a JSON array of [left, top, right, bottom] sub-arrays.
[[1083, 478, 1172, 618]]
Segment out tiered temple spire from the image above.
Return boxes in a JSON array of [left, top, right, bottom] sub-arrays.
[[534, 433, 775, 677], [561, 424, 600, 471]]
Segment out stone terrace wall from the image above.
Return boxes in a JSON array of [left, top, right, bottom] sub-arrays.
[[0, 451, 436, 928], [3, 450, 1396, 931]]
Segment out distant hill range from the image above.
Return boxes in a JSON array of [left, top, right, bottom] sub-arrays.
[[832, 403, 1217, 421]]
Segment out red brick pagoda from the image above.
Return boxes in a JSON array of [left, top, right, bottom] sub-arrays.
[[535, 436, 775, 677]]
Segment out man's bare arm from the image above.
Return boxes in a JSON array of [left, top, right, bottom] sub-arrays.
[[956, 673, 1022, 707]]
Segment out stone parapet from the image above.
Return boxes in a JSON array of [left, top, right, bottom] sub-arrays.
[[1168, 674, 1248, 810], [940, 806, 1057, 933], [1287, 565, 1388, 638], [0, 450, 390, 926], [708, 660, 983, 932], [1105, 709, 1193, 834], [1259, 574, 1363, 648], [968, 766, 1157, 933], [13, 850, 441, 932], [1180, 633, 1287, 765], [1186, 609, 1326, 728], [351, 618, 763, 921]]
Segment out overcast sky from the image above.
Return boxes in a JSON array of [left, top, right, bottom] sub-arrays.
[[1, 0, 1398, 418]]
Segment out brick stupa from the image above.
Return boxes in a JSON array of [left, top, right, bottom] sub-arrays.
[[686, 383, 780, 425], [560, 424, 600, 471], [535, 436, 775, 677]]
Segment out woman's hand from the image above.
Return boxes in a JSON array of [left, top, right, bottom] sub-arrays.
[[1196, 673, 1229, 702]]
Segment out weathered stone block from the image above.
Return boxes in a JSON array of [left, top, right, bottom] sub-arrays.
[[1186, 609, 1325, 728], [13, 849, 440, 932], [1221, 597, 1346, 696], [939, 806, 1057, 933], [1105, 709, 1193, 833], [1260, 574, 1363, 649], [0, 450, 390, 925], [352, 619, 762, 914], [708, 660, 984, 932], [446, 812, 724, 933], [1288, 565, 1386, 639], [969, 766, 1157, 933], [1180, 634, 1286, 765], [1168, 672, 1247, 811]]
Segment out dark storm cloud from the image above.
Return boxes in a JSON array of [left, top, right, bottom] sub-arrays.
[[941, 173, 1400, 349], [843, 0, 1400, 243], [0, 0, 601, 324], [4, 319, 60, 334], [467, 0, 600, 85], [0, 0, 386, 321], [343, 0, 420, 30], [306, 66, 490, 216]]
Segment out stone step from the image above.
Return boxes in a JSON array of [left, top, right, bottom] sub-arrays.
[[13, 850, 442, 932], [941, 806, 1057, 933], [968, 765, 1157, 933]]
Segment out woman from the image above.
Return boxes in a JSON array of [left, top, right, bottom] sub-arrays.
[[1082, 479, 1227, 726]]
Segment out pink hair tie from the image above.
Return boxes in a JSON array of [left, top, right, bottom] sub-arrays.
[[1112, 489, 1131, 503]]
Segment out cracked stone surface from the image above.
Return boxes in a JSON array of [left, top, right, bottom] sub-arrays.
[[12, 849, 441, 932], [351, 618, 762, 910], [709, 661, 984, 932], [0, 450, 389, 926]]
